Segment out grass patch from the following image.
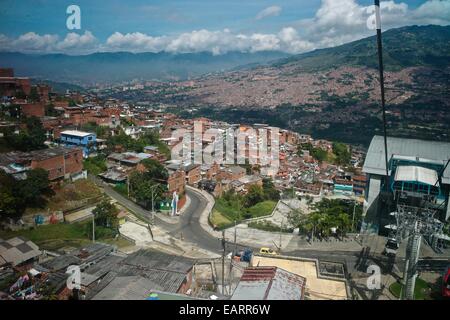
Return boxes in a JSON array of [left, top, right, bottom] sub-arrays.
[[0, 221, 125, 251], [210, 209, 233, 229], [246, 201, 277, 219], [389, 278, 432, 300], [212, 199, 277, 230]]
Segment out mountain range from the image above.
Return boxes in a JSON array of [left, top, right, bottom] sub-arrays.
[[1, 24, 449, 145], [148, 25, 449, 145], [0, 51, 290, 85]]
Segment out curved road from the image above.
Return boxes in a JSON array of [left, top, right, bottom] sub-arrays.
[[167, 189, 222, 253], [91, 176, 447, 273], [89, 175, 222, 253]]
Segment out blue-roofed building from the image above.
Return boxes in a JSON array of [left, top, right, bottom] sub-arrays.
[[362, 135, 450, 234], [60, 130, 96, 158]]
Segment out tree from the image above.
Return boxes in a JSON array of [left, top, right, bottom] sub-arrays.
[[286, 208, 304, 229], [25, 116, 47, 149], [262, 178, 280, 201], [298, 142, 328, 162], [311, 148, 328, 162], [4, 116, 47, 151], [336, 212, 352, 237], [129, 171, 167, 209], [3, 104, 21, 119], [81, 122, 107, 139], [141, 158, 168, 182], [28, 87, 40, 102], [244, 185, 264, 207], [92, 200, 119, 229], [332, 142, 351, 165], [0, 171, 19, 216], [83, 155, 107, 175], [17, 168, 53, 208]]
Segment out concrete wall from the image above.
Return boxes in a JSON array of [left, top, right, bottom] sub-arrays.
[[446, 189, 450, 221], [361, 175, 381, 233]]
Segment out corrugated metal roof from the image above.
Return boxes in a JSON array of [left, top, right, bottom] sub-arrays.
[[363, 135, 450, 184], [91, 276, 162, 300], [0, 237, 41, 266], [114, 249, 193, 293], [122, 249, 193, 274], [394, 166, 438, 186], [231, 267, 306, 300]]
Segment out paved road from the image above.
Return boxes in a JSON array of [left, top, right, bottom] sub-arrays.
[[168, 189, 223, 253], [90, 176, 448, 271], [89, 175, 223, 253]]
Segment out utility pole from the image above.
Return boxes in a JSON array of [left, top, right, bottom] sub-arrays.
[[151, 186, 156, 223], [221, 230, 226, 295], [374, 0, 390, 193], [279, 218, 284, 249], [352, 200, 357, 231], [92, 214, 95, 243], [234, 220, 237, 255]]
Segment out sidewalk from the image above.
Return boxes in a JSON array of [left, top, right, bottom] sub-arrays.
[[120, 213, 219, 259]]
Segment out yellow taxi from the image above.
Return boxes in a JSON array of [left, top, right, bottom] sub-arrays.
[[259, 247, 277, 255]]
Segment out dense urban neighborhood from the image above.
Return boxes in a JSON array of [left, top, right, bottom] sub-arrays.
[[1, 0, 450, 306], [1, 65, 449, 301]]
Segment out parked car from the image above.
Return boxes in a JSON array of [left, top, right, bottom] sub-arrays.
[[442, 265, 450, 298], [259, 247, 277, 255], [383, 238, 399, 256]]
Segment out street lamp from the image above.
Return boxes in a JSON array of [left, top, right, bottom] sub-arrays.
[[149, 184, 160, 223]]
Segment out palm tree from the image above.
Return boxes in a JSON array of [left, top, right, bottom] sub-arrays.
[[336, 212, 351, 239]]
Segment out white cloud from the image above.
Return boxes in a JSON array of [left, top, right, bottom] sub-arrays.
[[57, 31, 97, 52], [0, 31, 97, 54], [11, 32, 59, 52], [296, 0, 450, 48], [1, 1, 449, 55], [105, 32, 168, 52], [255, 5, 282, 20], [412, 0, 450, 25]]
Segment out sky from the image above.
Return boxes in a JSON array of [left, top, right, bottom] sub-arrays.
[[0, 0, 449, 55]]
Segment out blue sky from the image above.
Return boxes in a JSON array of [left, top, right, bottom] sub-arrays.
[[0, 0, 448, 54]]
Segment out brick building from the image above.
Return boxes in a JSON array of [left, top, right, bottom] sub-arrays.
[[167, 169, 186, 195], [217, 165, 246, 181], [19, 102, 45, 118], [0, 147, 83, 182], [182, 163, 201, 186], [30, 147, 83, 181]]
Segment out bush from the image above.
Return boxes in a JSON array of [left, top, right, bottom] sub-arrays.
[[248, 221, 293, 233], [83, 155, 107, 175], [113, 183, 128, 197], [85, 224, 117, 240]]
